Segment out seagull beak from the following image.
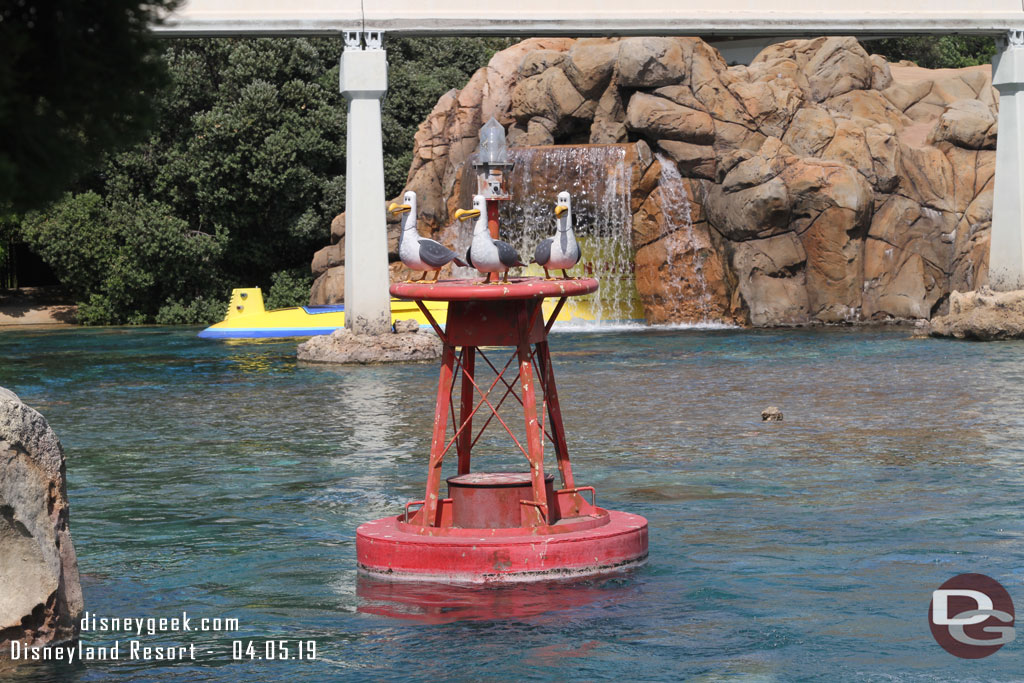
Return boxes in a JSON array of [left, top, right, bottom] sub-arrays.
[[388, 203, 412, 215], [554, 205, 568, 218], [455, 209, 481, 221]]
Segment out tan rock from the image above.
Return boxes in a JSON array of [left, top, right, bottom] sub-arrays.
[[651, 85, 707, 112], [869, 54, 894, 91], [563, 38, 620, 97], [590, 79, 629, 144], [510, 67, 586, 124], [730, 232, 810, 325], [312, 243, 343, 276], [309, 264, 345, 305], [720, 137, 788, 192], [519, 49, 567, 78], [704, 175, 790, 241], [626, 92, 715, 144], [927, 287, 1024, 340], [781, 107, 836, 156], [898, 143, 955, 212], [819, 119, 874, 183], [728, 77, 804, 139], [297, 326, 443, 363], [656, 140, 716, 180], [0, 393, 82, 649], [929, 99, 997, 149], [616, 37, 690, 88], [804, 37, 875, 102], [330, 212, 345, 244]]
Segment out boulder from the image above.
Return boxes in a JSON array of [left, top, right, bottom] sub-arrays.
[[928, 287, 1024, 340], [929, 99, 997, 149], [0, 390, 82, 649], [615, 37, 690, 89], [563, 38, 620, 98], [297, 326, 443, 363], [626, 92, 715, 144], [730, 232, 809, 326]]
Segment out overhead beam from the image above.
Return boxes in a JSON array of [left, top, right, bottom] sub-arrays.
[[156, 1, 1024, 36]]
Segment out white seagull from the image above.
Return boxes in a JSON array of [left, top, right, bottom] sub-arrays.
[[533, 191, 581, 279], [389, 190, 467, 282], [455, 194, 525, 284]]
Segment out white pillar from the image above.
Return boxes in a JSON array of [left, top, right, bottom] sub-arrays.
[[340, 30, 392, 334], [990, 30, 1024, 291]]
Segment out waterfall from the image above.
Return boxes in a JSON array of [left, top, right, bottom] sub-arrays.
[[654, 153, 713, 322], [453, 145, 643, 325]]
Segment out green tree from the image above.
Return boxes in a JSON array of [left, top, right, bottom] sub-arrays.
[[0, 0, 178, 213], [19, 192, 227, 324], [866, 35, 997, 69], [18, 36, 513, 324]]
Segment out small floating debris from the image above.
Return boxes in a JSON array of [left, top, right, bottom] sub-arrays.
[[761, 406, 783, 422]]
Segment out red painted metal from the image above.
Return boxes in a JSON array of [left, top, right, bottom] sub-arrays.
[[391, 277, 598, 302], [355, 275, 648, 583], [357, 509, 648, 584], [447, 472, 556, 528]]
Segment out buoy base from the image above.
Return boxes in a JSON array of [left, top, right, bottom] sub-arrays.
[[356, 508, 648, 585]]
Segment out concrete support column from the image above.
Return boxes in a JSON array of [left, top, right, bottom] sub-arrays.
[[990, 30, 1024, 291], [340, 30, 391, 334]]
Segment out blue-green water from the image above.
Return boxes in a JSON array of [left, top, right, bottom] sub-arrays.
[[2, 325, 1024, 681]]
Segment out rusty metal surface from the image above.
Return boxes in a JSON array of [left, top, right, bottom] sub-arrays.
[[447, 473, 555, 529], [391, 276, 598, 302], [445, 300, 545, 347]]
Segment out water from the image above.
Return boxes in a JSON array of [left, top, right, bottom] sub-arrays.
[[655, 154, 713, 321], [454, 146, 642, 322], [2, 325, 1024, 680]]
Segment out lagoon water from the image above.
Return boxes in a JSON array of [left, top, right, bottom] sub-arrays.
[[2, 325, 1024, 680]]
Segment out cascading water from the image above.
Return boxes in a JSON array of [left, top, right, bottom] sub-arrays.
[[653, 153, 714, 322], [452, 145, 644, 325]]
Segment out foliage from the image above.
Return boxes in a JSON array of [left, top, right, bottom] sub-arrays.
[[15, 36, 512, 324], [0, 0, 178, 213], [19, 192, 226, 325], [866, 35, 997, 69], [265, 268, 314, 310]]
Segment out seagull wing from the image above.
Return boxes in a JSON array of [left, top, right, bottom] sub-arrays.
[[533, 238, 552, 266], [417, 238, 458, 268], [495, 240, 525, 268]]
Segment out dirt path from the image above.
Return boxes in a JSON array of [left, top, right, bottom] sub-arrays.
[[0, 288, 77, 326]]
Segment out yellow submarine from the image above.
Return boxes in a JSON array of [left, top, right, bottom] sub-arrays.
[[198, 274, 642, 339]]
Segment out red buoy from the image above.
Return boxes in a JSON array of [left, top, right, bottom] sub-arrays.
[[356, 277, 649, 584]]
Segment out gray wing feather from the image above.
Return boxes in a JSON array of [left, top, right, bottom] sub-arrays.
[[417, 239, 458, 268], [533, 238, 553, 266], [495, 240, 523, 268]]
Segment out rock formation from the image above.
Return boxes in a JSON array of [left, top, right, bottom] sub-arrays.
[[0, 388, 82, 649], [926, 287, 1024, 340], [297, 320, 442, 363], [312, 37, 998, 327]]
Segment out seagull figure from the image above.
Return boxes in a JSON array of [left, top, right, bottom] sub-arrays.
[[533, 191, 581, 279], [389, 190, 467, 282], [455, 194, 525, 284]]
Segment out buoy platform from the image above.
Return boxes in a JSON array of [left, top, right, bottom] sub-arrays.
[[356, 278, 648, 584]]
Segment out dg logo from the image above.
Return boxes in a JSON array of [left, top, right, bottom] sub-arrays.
[[929, 573, 1016, 658]]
